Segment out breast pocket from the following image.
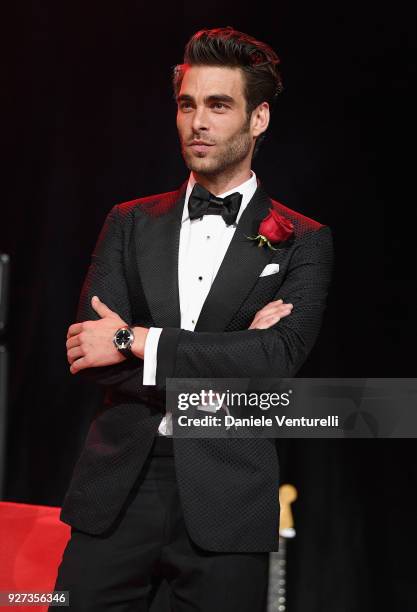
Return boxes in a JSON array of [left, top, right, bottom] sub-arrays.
[[253, 270, 283, 294], [259, 263, 280, 277]]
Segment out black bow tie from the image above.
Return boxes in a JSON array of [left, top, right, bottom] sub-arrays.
[[188, 183, 243, 226]]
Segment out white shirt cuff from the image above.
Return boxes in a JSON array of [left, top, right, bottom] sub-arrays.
[[142, 327, 163, 386]]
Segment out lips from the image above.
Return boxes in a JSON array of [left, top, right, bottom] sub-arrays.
[[189, 142, 214, 153]]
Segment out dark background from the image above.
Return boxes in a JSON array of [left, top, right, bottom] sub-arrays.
[[1, 2, 416, 611]]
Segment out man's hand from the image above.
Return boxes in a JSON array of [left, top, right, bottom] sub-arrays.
[[66, 296, 148, 374], [248, 299, 293, 330]]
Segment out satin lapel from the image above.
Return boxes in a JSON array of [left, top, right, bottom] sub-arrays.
[[194, 183, 279, 333], [134, 181, 187, 328]]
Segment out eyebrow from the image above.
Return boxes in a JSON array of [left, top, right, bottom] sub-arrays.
[[176, 94, 236, 105]]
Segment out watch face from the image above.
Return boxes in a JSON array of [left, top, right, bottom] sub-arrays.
[[116, 328, 132, 349]]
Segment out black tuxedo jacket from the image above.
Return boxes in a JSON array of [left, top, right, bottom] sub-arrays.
[[60, 178, 334, 552]]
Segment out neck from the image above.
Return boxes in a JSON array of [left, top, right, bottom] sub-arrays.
[[192, 166, 252, 196]]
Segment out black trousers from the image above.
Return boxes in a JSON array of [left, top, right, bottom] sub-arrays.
[[51, 436, 269, 611]]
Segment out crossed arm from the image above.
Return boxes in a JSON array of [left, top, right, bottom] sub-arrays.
[[66, 205, 334, 395], [66, 296, 294, 386], [153, 227, 333, 386]]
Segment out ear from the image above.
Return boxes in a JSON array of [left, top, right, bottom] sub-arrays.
[[251, 102, 270, 138]]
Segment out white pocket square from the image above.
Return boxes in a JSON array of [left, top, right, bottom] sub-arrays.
[[259, 263, 280, 277]]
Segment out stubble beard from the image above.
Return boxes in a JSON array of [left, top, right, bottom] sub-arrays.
[[181, 118, 253, 178]]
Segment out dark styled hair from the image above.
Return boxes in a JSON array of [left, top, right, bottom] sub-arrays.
[[172, 26, 283, 155]]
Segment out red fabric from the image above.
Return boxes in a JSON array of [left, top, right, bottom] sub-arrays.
[[0, 501, 70, 611]]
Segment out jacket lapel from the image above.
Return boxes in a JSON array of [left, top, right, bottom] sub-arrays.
[[194, 181, 277, 332], [134, 181, 186, 328]]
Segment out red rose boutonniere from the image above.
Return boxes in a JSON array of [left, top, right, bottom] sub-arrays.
[[246, 208, 294, 250]]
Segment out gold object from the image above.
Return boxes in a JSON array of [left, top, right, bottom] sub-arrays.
[[279, 484, 297, 537]]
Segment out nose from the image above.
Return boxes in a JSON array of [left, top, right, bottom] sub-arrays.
[[191, 105, 209, 133]]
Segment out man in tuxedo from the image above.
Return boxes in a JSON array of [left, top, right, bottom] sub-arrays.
[[54, 26, 333, 612]]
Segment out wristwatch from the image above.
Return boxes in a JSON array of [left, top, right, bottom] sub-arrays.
[[113, 326, 135, 358]]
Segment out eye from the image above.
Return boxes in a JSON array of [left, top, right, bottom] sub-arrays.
[[179, 101, 193, 111], [211, 102, 227, 110]]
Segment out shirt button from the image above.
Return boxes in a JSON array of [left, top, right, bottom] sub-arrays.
[[192, 319, 195, 324], [198, 276, 203, 281], [206, 235, 210, 239]]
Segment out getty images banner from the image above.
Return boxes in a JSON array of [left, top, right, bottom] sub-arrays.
[[165, 378, 417, 438]]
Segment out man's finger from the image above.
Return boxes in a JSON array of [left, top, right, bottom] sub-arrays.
[[249, 306, 293, 330], [258, 301, 293, 317], [67, 346, 84, 365], [249, 314, 282, 330], [249, 315, 277, 330], [251, 303, 293, 325], [70, 356, 89, 374], [91, 295, 118, 319], [67, 323, 83, 338], [66, 335, 82, 350]]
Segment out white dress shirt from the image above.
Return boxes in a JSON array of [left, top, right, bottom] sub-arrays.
[[142, 169, 258, 435]]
